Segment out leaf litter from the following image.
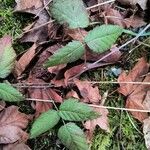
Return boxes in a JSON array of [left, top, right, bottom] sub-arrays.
[[0, 0, 150, 149]]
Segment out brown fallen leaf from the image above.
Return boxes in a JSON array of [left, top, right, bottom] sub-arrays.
[[85, 45, 122, 62], [118, 58, 149, 96], [64, 64, 85, 84], [28, 77, 62, 117], [117, 0, 147, 10], [118, 58, 150, 122], [84, 107, 109, 142], [124, 15, 147, 28], [66, 90, 80, 99], [65, 28, 88, 42], [104, 7, 126, 28], [0, 106, 30, 144], [143, 117, 150, 150], [31, 44, 61, 81], [15, 0, 50, 43], [48, 64, 67, 74], [74, 79, 101, 104], [2, 142, 31, 150], [14, 44, 38, 77]]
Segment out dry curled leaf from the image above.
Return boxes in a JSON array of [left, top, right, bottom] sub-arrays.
[[0, 106, 30, 144], [74, 79, 101, 104], [14, 44, 38, 77], [2, 142, 31, 150], [15, 0, 50, 43], [28, 77, 62, 117], [117, 0, 147, 10], [118, 58, 150, 122]]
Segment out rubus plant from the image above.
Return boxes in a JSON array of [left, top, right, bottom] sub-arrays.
[[44, 0, 124, 67], [30, 98, 99, 150], [0, 35, 24, 102]]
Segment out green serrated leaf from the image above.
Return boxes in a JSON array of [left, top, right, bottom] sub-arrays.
[[0, 83, 24, 102], [0, 35, 16, 78], [30, 110, 60, 139], [59, 98, 99, 121], [85, 25, 123, 53], [58, 123, 89, 150], [44, 41, 85, 67], [51, 0, 89, 29]]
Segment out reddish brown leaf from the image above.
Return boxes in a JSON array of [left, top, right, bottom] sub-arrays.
[[86, 46, 122, 62], [66, 90, 80, 99], [64, 64, 85, 84], [84, 107, 109, 141], [118, 58, 150, 122], [0, 106, 30, 144], [48, 64, 67, 74], [14, 44, 38, 77], [28, 77, 62, 117], [65, 28, 88, 42], [104, 8, 126, 27], [2, 142, 31, 150], [124, 15, 147, 28], [15, 0, 50, 43], [74, 79, 101, 104], [118, 58, 149, 96]]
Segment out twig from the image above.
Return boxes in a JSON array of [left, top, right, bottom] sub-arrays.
[[26, 98, 150, 113], [89, 104, 150, 113], [86, 0, 116, 10], [22, 20, 54, 34], [34, 0, 52, 18], [12, 81, 150, 88], [126, 111, 143, 135]]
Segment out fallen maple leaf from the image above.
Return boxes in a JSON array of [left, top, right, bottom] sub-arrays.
[[0, 106, 30, 144], [118, 58, 150, 122], [84, 107, 109, 141], [74, 79, 101, 104]]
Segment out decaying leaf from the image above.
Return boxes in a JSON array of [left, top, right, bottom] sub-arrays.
[[2, 142, 31, 150], [143, 117, 150, 149], [28, 77, 62, 117], [118, 58, 150, 122], [14, 44, 38, 77], [84, 107, 109, 141], [74, 79, 101, 104], [0, 106, 30, 144], [117, 0, 147, 10], [15, 0, 50, 43], [104, 7, 126, 28]]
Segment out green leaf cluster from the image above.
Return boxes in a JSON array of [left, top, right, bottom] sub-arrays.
[[45, 0, 123, 67], [30, 98, 100, 150]]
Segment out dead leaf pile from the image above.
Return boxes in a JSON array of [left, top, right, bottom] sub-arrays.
[[0, 106, 30, 145], [118, 58, 150, 149]]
